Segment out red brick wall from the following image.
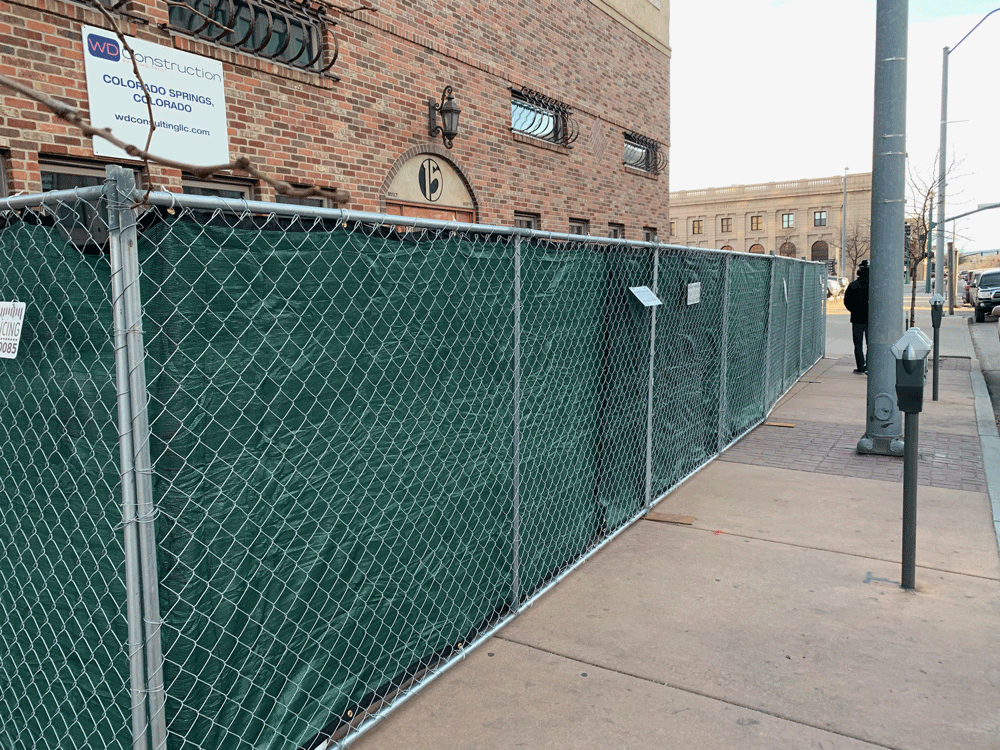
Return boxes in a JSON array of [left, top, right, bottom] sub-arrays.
[[0, 0, 670, 239]]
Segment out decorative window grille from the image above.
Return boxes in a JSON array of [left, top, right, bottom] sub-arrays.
[[623, 132, 665, 175], [167, 0, 337, 74], [510, 88, 579, 146]]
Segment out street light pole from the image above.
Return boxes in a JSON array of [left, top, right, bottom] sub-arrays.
[[858, 0, 906, 457], [934, 7, 1000, 305], [937, 46, 948, 310]]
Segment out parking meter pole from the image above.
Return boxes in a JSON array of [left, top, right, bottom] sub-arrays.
[[929, 295, 944, 402], [891, 327, 931, 591], [932, 328, 940, 401], [902, 411, 919, 590]]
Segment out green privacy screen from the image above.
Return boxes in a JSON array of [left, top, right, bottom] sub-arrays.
[[0, 217, 131, 750], [0, 190, 825, 750]]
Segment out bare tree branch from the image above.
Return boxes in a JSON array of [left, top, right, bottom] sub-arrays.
[[0, 74, 350, 205]]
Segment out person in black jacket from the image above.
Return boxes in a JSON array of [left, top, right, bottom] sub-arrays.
[[843, 260, 870, 374]]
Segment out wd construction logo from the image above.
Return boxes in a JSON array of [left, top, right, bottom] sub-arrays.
[[86, 33, 121, 62]]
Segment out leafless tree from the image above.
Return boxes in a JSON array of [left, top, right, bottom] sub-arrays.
[[905, 157, 963, 328], [844, 219, 871, 280]]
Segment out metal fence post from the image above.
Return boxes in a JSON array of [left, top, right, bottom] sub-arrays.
[[781, 266, 791, 392], [110, 166, 168, 750], [644, 242, 659, 512], [763, 258, 777, 414], [798, 263, 807, 372], [511, 236, 522, 609], [717, 254, 731, 451], [822, 267, 828, 360], [106, 168, 151, 750]]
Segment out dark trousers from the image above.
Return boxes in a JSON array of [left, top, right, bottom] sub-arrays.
[[852, 323, 868, 371]]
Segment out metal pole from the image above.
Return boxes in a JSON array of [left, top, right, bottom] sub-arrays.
[[925, 201, 933, 293], [645, 243, 659, 511], [762, 257, 776, 414], [948, 237, 956, 315], [798, 263, 807, 372], [932, 325, 940, 401], [113, 166, 168, 750], [106, 168, 151, 750], [936, 46, 949, 306], [511, 237, 522, 608], [901, 411, 919, 589], [842, 168, 848, 277], [859, 0, 907, 457], [716, 254, 731, 452]]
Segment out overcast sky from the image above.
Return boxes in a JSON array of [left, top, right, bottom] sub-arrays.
[[669, 0, 1000, 252]]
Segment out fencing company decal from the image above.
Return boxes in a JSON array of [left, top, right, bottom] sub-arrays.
[[81, 25, 228, 165], [0, 302, 26, 359]]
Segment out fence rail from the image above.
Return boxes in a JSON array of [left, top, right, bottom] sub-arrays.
[[0, 167, 825, 750]]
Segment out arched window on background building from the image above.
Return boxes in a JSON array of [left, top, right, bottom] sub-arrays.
[[780, 242, 796, 257], [811, 240, 829, 262], [749, 243, 765, 253]]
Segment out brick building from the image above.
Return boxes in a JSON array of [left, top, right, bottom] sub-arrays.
[[0, 0, 671, 239]]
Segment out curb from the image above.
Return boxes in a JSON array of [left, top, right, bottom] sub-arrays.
[[970, 369, 1000, 564]]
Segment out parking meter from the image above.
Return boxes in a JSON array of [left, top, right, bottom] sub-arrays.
[[891, 327, 932, 591], [929, 294, 944, 401], [892, 327, 932, 413], [929, 294, 944, 329]]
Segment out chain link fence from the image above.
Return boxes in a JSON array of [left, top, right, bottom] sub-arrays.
[[0, 167, 825, 750]]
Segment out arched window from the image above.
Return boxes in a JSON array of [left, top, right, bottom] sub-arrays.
[[811, 240, 829, 261], [780, 242, 796, 257], [721, 245, 733, 252], [749, 243, 765, 254]]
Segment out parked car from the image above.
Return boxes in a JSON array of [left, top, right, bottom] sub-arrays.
[[971, 268, 1000, 322], [826, 276, 847, 299], [966, 270, 982, 305]]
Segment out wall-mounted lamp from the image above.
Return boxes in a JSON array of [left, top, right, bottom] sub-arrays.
[[428, 86, 461, 149]]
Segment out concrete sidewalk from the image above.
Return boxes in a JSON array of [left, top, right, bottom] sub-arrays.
[[355, 294, 1000, 750]]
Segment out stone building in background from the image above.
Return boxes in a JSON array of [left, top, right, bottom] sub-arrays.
[[669, 172, 872, 276]]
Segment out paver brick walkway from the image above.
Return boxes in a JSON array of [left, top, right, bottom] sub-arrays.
[[720, 419, 986, 493]]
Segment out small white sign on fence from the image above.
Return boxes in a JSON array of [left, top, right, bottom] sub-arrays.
[[0, 302, 26, 359], [686, 282, 701, 306], [629, 286, 663, 308]]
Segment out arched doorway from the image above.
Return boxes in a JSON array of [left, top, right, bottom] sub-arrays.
[[780, 242, 797, 257], [749, 243, 765, 254], [382, 145, 477, 222], [812, 240, 829, 262]]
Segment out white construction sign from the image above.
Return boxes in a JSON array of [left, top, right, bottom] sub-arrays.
[[81, 25, 229, 165], [0, 302, 26, 359]]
